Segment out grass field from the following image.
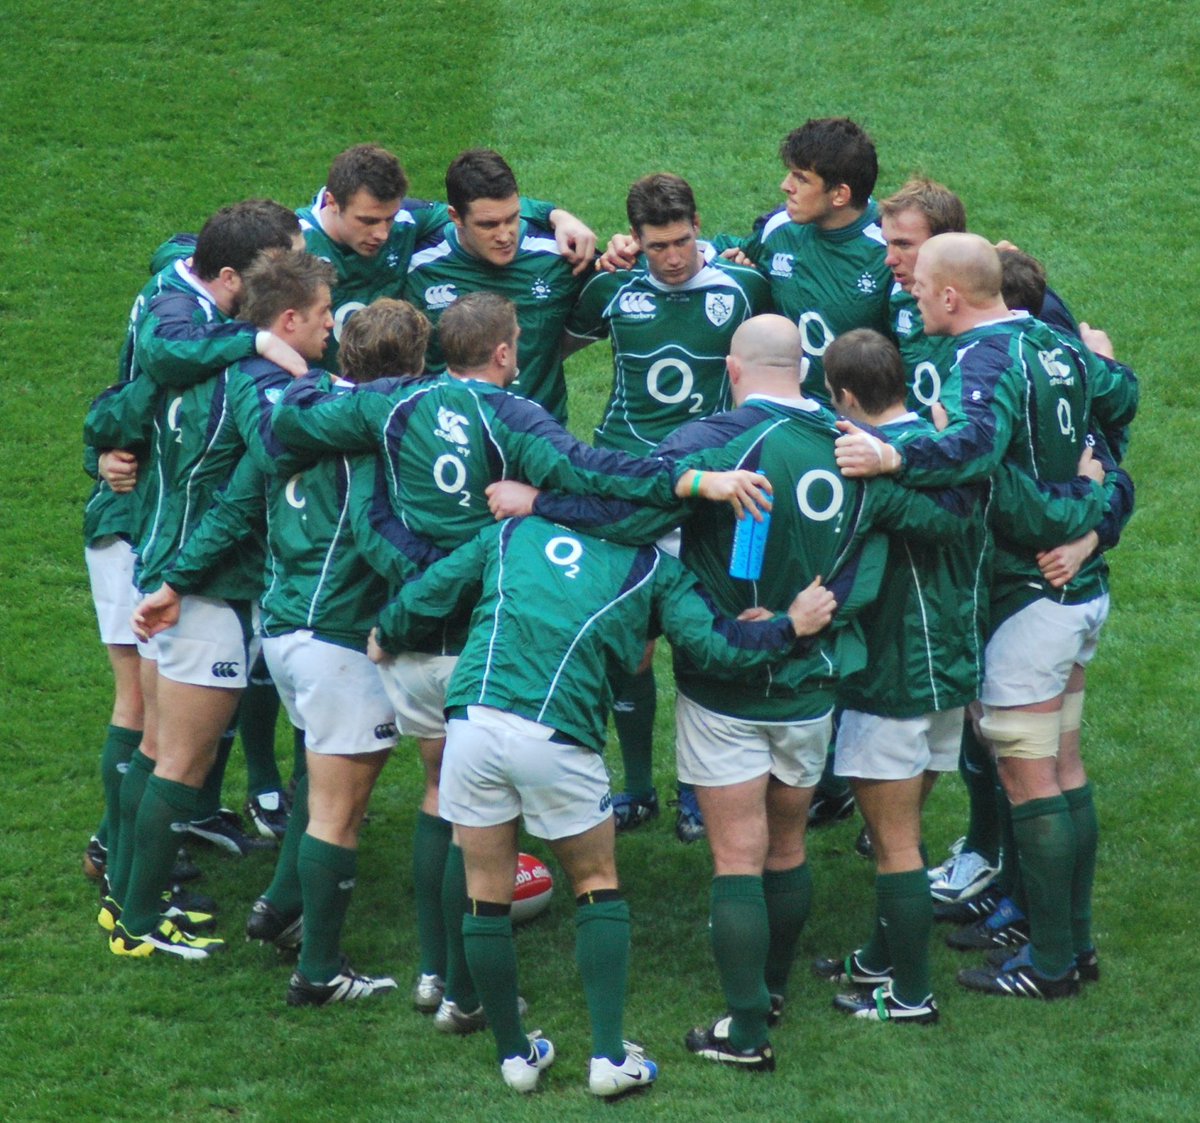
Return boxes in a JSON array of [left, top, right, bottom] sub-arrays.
[[2, 2, 1197, 1120]]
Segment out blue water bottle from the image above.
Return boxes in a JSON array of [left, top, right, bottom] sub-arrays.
[[729, 509, 771, 580]]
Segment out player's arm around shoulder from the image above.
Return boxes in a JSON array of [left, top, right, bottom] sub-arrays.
[[271, 370, 387, 456], [373, 523, 496, 656], [135, 290, 257, 388]]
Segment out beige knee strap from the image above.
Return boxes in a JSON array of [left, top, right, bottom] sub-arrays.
[[1059, 690, 1084, 736], [979, 707, 1062, 760]]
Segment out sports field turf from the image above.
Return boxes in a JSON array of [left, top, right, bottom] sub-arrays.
[[1, 2, 1197, 1119]]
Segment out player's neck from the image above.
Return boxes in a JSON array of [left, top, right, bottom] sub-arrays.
[[815, 204, 866, 232], [858, 403, 908, 427], [953, 301, 1014, 334]]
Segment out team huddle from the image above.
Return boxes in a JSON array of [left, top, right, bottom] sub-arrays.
[[81, 117, 1138, 1099]]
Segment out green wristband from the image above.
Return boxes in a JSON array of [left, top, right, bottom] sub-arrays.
[[691, 471, 703, 497]]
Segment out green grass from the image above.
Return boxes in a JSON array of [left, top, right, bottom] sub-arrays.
[[1, 2, 1197, 1120]]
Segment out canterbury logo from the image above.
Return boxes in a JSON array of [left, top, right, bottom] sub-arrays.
[[771, 253, 793, 277], [374, 722, 397, 740], [618, 291, 656, 315], [210, 661, 240, 679], [424, 284, 458, 309]]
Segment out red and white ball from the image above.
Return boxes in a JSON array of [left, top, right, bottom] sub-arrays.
[[512, 852, 554, 923]]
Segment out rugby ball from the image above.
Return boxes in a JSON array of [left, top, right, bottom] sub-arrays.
[[512, 852, 554, 923]]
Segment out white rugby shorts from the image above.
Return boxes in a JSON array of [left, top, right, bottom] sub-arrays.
[[262, 631, 397, 756], [835, 707, 964, 781], [674, 692, 830, 789], [438, 706, 612, 840]]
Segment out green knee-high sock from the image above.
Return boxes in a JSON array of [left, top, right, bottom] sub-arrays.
[[876, 869, 933, 1005], [859, 915, 891, 973], [762, 863, 812, 997], [995, 792, 1025, 907], [195, 728, 236, 820], [263, 773, 309, 916], [99, 725, 141, 867], [1010, 795, 1077, 977], [463, 911, 527, 1062], [442, 845, 478, 1009], [609, 664, 656, 797], [123, 775, 200, 933], [291, 725, 307, 785], [710, 875, 771, 1051], [959, 721, 1001, 864], [109, 749, 155, 903], [239, 657, 284, 798], [1063, 784, 1098, 954], [576, 896, 630, 1062], [297, 834, 357, 984], [413, 812, 452, 976]]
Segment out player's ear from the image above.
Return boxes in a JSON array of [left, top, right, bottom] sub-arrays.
[[829, 183, 852, 209], [448, 206, 464, 228]]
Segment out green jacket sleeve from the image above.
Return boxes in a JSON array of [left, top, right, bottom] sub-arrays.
[[374, 528, 490, 653], [164, 454, 267, 594], [135, 290, 258, 388]]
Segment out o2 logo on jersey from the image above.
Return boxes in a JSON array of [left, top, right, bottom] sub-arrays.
[[167, 396, 185, 445], [545, 535, 583, 579], [646, 358, 703, 414], [285, 473, 306, 510], [795, 469, 844, 525], [618, 291, 656, 317], [425, 284, 458, 310], [433, 454, 471, 507], [705, 292, 734, 327], [911, 361, 942, 407], [333, 301, 366, 343], [1056, 399, 1076, 441], [770, 253, 794, 278], [797, 310, 836, 383]]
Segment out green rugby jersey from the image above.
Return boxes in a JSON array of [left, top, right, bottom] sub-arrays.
[[84, 238, 196, 547], [715, 202, 890, 400], [565, 248, 772, 453], [892, 314, 1139, 622], [138, 350, 303, 598], [374, 516, 804, 750], [161, 371, 441, 649], [532, 396, 974, 721], [889, 284, 962, 422], [836, 413, 986, 718], [271, 371, 681, 553], [404, 220, 588, 422], [299, 195, 556, 372]]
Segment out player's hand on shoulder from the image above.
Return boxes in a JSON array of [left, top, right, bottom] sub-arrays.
[[1078, 322, 1115, 360], [787, 576, 837, 637], [720, 247, 753, 267], [551, 210, 598, 275], [834, 419, 898, 478], [256, 331, 310, 378], [598, 233, 640, 273]]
